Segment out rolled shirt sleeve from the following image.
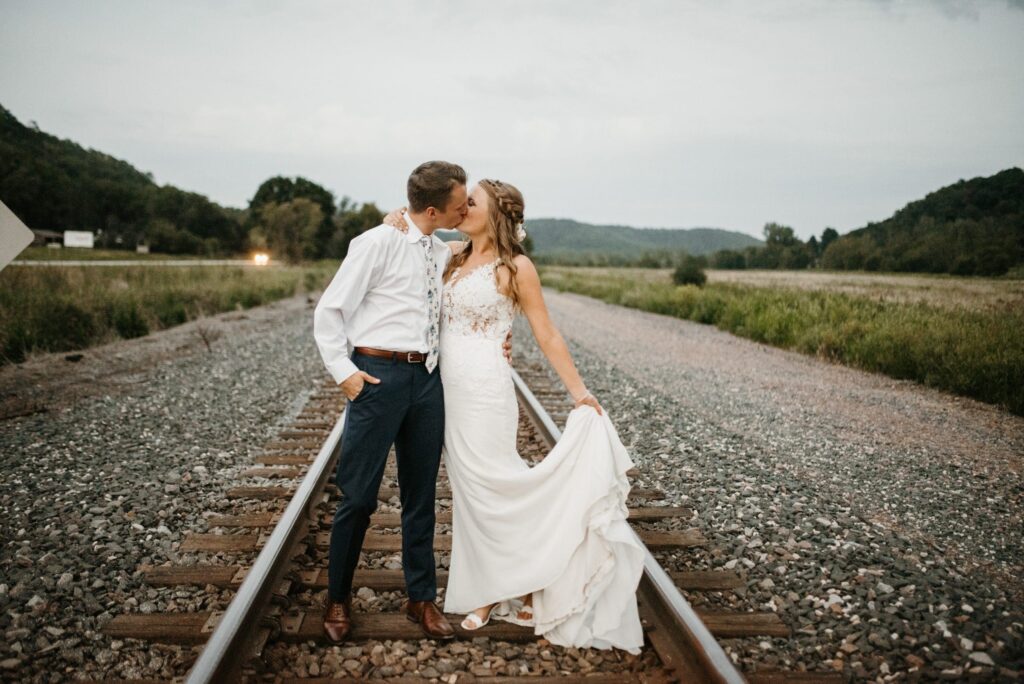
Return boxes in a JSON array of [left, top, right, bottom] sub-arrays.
[[313, 233, 380, 384]]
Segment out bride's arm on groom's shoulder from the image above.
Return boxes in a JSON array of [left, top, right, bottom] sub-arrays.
[[382, 207, 409, 232], [511, 256, 602, 415]]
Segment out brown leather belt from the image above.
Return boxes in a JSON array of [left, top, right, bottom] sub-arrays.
[[353, 346, 426, 363]]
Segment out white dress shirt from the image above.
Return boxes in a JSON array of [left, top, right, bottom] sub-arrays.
[[313, 213, 451, 384]]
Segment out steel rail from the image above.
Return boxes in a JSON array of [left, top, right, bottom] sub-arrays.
[[186, 410, 346, 684], [511, 368, 746, 684], [185, 369, 744, 682]]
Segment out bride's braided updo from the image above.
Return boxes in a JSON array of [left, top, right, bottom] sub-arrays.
[[444, 178, 527, 309], [485, 179, 525, 225]]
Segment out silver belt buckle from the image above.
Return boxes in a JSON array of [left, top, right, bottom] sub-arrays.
[[406, 352, 418, 363]]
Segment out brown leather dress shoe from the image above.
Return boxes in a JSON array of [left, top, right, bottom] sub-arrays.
[[323, 595, 352, 644], [404, 599, 456, 640]]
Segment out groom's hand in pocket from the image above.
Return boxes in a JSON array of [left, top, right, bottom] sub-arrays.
[[503, 331, 513, 364], [340, 370, 381, 401]]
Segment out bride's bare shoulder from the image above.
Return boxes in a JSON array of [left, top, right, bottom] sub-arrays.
[[512, 254, 539, 280]]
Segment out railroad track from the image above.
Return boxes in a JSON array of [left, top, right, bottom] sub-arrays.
[[103, 365, 839, 683]]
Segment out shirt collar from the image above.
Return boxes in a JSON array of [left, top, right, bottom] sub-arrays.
[[403, 211, 430, 243]]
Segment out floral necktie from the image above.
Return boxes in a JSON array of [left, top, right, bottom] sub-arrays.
[[420, 235, 440, 372]]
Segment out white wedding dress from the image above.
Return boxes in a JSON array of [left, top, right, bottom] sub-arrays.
[[438, 258, 645, 653]]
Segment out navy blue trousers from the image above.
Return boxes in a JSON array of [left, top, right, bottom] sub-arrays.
[[327, 351, 444, 602]]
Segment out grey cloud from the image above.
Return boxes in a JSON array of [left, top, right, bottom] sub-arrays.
[[0, 0, 1021, 239]]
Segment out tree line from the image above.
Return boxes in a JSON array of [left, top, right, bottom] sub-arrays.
[[4, 102, 1020, 274], [706, 223, 839, 271], [0, 104, 381, 262], [534, 168, 1023, 277], [707, 168, 1023, 276]]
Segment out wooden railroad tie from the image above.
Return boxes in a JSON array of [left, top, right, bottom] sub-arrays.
[[141, 564, 743, 594], [202, 506, 690, 530], [744, 675, 846, 684], [224, 484, 665, 502], [241, 466, 306, 479], [253, 454, 315, 466], [102, 607, 787, 644], [176, 528, 706, 554], [287, 420, 335, 430], [276, 429, 331, 439], [359, 506, 691, 528], [263, 438, 324, 451]]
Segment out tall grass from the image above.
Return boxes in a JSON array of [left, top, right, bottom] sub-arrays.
[[541, 267, 1024, 416], [0, 262, 337, 364]]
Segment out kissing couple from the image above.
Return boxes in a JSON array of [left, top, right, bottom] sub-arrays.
[[313, 161, 644, 652]]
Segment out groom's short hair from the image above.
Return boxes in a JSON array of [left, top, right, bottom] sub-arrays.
[[407, 161, 467, 213]]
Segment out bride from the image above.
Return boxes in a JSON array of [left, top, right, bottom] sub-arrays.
[[384, 179, 644, 653]]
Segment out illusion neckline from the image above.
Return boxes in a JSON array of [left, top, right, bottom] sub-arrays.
[[446, 258, 501, 290]]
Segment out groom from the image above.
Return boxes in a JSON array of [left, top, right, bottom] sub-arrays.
[[313, 161, 468, 642]]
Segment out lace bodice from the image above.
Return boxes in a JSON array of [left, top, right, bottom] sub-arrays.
[[441, 259, 515, 341]]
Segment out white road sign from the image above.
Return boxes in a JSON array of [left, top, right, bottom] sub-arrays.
[[64, 230, 95, 248]]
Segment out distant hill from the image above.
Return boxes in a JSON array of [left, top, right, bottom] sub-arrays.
[[441, 218, 761, 261], [821, 168, 1024, 276], [0, 104, 243, 254], [525, 218, 761, 256]]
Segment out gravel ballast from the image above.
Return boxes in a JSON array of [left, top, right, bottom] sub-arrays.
[[512, 289, 1023, 681], [3, 285, 1021, 682], [0, 295, 327, 682]]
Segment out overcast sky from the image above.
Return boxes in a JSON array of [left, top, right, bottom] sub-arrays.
[[2, 1, 1022, 239]]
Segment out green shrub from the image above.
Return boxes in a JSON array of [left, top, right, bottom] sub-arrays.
[[155, 295, 190, 327], [38, 301, 97, 352], [672, 257, 707, 287], [110, 300, 150, 339], [1, 322, 31, 364]]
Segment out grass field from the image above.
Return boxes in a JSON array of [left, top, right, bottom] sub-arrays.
[[6, 258, 1022, 416], [567, 267, 1024, 310], [540, 266, 1024, 416], [0, 261, 337, 364]]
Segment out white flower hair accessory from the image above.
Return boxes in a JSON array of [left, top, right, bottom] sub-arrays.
[[515, 222, 527, 242]]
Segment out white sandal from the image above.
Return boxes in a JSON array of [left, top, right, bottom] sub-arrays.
[[504, 599, 535, 627], [460, 604, 496, 631]]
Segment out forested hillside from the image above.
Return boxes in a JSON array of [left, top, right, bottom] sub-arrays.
[[820, 168, 1024, 276], [0, 104, 243, 254], [705, 168, 1024, 276], [0, 104, 382, 259]]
